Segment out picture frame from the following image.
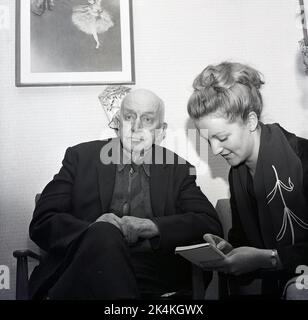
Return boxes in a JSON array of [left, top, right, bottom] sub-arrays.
[[15, 0, 135, 87]]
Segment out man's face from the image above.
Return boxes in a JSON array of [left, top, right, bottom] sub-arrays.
[[118, 91, 163, 155]]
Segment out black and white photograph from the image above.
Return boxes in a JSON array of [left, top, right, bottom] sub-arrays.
[[1, 0, 308, 314]]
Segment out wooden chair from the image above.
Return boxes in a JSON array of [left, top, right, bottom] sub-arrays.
[[13, 248, 210, 300], [13, 195, 211, 300]]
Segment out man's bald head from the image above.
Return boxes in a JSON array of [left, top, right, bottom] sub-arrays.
[[121, 89, 165, 127]]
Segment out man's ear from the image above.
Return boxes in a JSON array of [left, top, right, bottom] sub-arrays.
[[155, 122, 168, 145], [247, 112, 258, 132], [160, 122, 168, 139]]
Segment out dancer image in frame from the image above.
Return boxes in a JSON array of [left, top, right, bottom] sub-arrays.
[[72, 0, 114, 49]]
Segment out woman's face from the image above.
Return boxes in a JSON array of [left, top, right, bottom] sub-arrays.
[[195, 114, 256, 167]]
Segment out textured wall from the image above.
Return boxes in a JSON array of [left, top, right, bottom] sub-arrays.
[[0, 0, 307, 299]]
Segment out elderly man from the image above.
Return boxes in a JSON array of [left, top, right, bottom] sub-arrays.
[[29, 89, 222, 299]]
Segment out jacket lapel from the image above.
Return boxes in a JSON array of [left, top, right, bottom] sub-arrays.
[[97, 139, 118, 214], [150, 164, 169, 217]]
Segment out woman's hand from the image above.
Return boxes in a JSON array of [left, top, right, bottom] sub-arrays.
[[201, 246, 273, 276], [203, 233, 233, 254]]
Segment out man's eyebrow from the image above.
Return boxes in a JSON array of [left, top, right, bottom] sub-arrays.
[[123, 109, 155, 116], [123, 108, 135, 113]]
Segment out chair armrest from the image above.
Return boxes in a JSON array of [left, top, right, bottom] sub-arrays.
[[13, 249, 42, 261], [191, 266, 213, 300], [191, 265, 205, 299], [13, 249, 42, 300]]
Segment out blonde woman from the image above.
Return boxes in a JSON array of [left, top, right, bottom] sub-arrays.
[[187, 62, 308, 299]]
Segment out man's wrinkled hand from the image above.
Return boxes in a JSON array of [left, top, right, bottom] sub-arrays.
[[96, 213, 123, 231], [120, 216, 159, 245]]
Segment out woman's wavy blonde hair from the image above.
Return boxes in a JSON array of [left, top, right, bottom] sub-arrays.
[[187, 62, 265, 122]]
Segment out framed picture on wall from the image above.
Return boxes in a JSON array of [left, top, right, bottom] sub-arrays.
[[15, 0, 135, 87]]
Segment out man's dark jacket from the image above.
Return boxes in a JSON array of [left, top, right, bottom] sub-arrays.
[[29, 138, 222, 298]]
